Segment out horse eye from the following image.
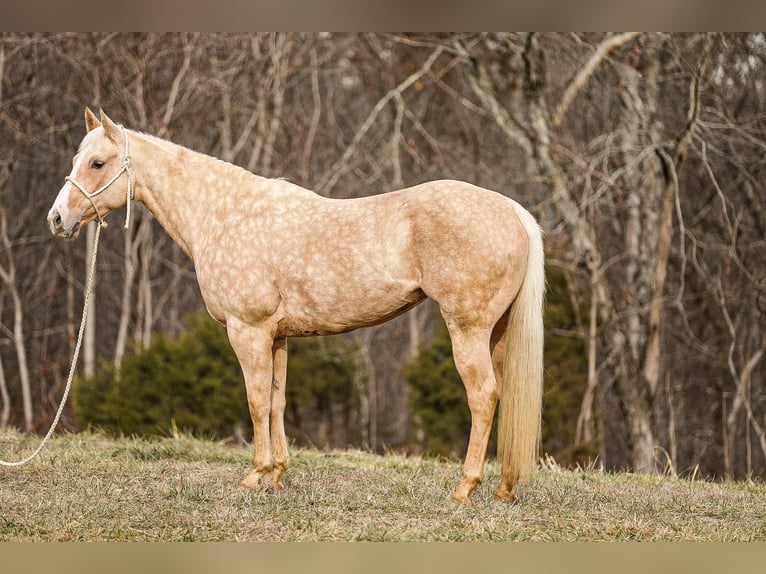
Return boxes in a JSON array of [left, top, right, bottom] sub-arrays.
[[91, 160, 105, 169]]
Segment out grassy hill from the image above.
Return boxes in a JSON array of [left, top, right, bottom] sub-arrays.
[[0, 430, 764, 541]]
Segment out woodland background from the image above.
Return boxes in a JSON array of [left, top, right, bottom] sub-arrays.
[[0, 32, 764, 480]]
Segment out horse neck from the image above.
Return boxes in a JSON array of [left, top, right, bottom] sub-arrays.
[[130, 131, 260, 258]]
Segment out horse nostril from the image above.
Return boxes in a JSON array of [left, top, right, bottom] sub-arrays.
[[48, 209, 64, 235]]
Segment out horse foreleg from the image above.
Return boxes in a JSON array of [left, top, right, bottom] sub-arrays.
[[270, 337, 290, 489], [227, 318, 275, 490], [447, 325, 499, 505]]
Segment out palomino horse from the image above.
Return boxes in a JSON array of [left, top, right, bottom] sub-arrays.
[[48, 109, 545, 504]]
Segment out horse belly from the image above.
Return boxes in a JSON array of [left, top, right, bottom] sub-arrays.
[[276, 274, 426, 337]]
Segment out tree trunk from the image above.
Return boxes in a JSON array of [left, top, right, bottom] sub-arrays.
[[135, 216, 154, 350], [0, 348, 9, 427], [575, 271, 600, 446], [10, 287, 32, 430], [614, 373, 656, 473], [114, 216, 138, 368], [352, 330, 374, 449], [83, 222, 97, 379], [0, 183, 33, 430]]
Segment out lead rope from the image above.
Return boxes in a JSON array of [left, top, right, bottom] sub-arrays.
[[0, 222, 104, 466]]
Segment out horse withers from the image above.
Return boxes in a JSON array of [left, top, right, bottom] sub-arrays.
[[48, 108, 545, 504]]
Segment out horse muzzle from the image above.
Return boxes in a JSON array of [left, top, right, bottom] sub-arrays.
[[47, 207, 81, 239]]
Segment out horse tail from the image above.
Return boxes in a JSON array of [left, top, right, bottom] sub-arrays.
[[498, 201, 545, 492]]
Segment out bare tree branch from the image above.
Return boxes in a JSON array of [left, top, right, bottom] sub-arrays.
[[300, 45, 322, 184], [317, 45, 444, 194], [552, 32, 643, 128], [157, 33, 197, 138]]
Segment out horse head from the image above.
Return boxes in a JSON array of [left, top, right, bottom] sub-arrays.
[[48, 108, 133, 238]]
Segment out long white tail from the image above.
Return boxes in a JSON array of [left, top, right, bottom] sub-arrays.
[[498, 202, 545, 488]]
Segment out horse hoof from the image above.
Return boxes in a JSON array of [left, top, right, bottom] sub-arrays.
[[450, 492, 473, 505], [241, 470, 265, 489], [494, 486, 518, 503], [271, 478, 284, 490]]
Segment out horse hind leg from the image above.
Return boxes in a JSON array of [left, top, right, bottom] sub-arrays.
[[445, 322, 499, 504]]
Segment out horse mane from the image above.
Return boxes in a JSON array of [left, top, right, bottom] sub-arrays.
[[131, 130, 289, 185]]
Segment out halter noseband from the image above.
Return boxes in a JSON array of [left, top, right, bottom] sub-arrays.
[[65, 125, 135, 230]]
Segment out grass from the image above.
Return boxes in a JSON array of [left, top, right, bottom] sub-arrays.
[[1, 430, 765, 541]]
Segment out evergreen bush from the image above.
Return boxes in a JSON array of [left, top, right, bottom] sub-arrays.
[[73, 312, 249, 438]]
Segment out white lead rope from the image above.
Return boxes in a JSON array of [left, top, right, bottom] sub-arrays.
[[0, 222, 103, 466], [1, 126, 133, 466]]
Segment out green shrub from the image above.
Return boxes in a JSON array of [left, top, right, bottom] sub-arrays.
[[73, 312, 249, 438], [282, 334, 358, 447]]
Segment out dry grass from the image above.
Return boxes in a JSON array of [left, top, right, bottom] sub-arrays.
[[1, 430, 765, 541]]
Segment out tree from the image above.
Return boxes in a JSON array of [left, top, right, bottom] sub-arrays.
[[448, 32, 732, 474], [0, 159, 32, 430]]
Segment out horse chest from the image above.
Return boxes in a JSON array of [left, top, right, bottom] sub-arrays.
[[195, 256, 280, 325]]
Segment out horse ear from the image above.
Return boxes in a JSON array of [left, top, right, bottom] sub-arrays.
[[84, 107, 101, 132], [99, 109, 120, 141]]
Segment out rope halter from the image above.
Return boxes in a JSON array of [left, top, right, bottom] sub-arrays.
[[65, 124, 135, 230]]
